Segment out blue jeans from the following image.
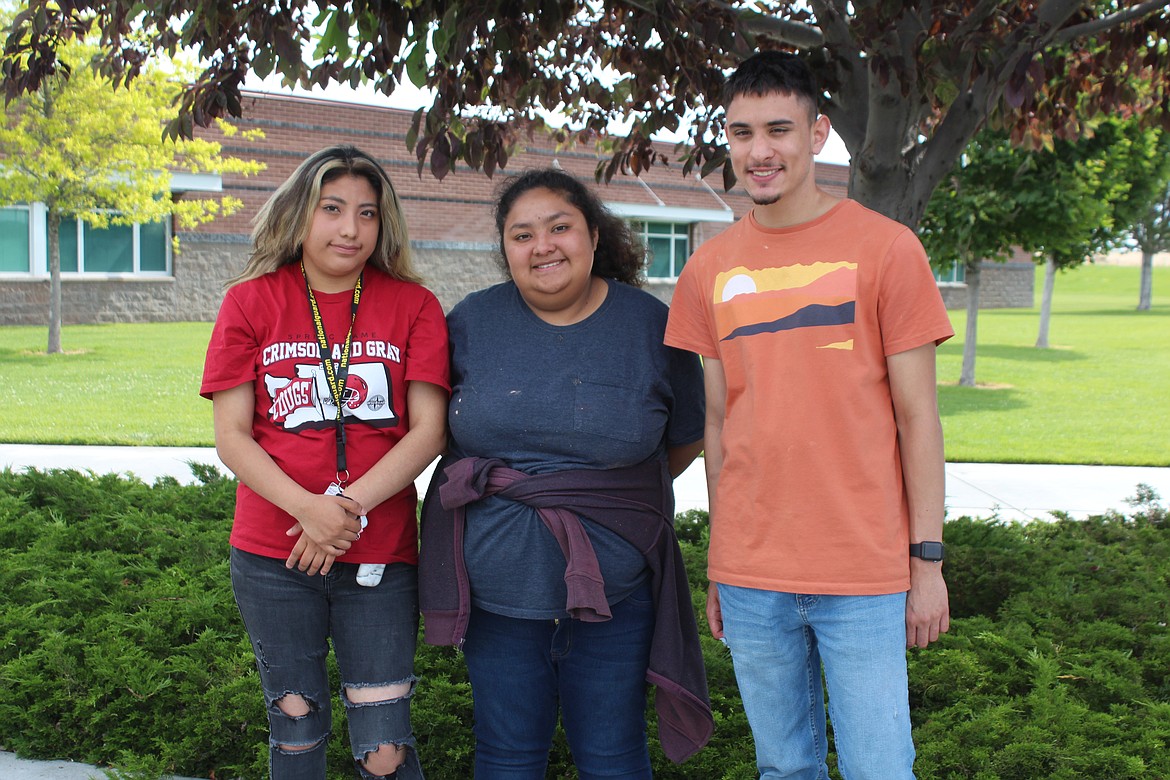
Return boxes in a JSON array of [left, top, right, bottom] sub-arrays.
[[230, 547, 424, 779], [718, 585, 915, 780], [461, 582, 655, 779]]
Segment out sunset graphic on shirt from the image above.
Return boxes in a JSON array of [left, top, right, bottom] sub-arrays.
[[712, 261, 857, 349]]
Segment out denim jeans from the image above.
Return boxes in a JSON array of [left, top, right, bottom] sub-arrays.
[[230, 547, 424, 779], [461, 582, 655, 779], [718, 584, 915, 780]]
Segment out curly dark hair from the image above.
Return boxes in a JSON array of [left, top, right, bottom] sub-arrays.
[[492, 168, 645, 288]]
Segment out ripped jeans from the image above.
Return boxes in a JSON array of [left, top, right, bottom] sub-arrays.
[[230, 547, 424, 779]]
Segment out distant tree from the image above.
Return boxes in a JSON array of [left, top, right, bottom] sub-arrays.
[[920, 132, 1021, 387], [1009, 143, 1114, 350], [1131, 180, 1170, 311], [923, 117, 1160, 381], [0, 37, 262, 354], [2, 1, 1168, 229], [1019, 120, 1162, 347], [1122, 130, 1170, 311]]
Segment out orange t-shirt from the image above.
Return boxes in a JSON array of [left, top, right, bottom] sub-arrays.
[[665, 200, 953, 595]]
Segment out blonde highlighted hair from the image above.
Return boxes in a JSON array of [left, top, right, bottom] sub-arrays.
[[227, 145, 420, 287]]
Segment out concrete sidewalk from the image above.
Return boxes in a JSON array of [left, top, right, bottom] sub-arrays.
[[2, 444, 1169, 522], [0, 752, 200, 780]]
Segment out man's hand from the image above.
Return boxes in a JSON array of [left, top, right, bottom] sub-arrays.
[[906, 562, 950, 648], [706, 581, 724, 640]]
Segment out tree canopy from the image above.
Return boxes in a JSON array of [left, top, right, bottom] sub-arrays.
[[923, 117, 1162, 359], [1121, 128, 1170, 310], [3, 1, 1168, 228], [0, 35, 263, 352], [1129, 141, 1170, 261], [919, 130, 1028, 386]]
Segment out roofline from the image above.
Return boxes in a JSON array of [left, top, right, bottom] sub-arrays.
[[607, 202, 735, 223]]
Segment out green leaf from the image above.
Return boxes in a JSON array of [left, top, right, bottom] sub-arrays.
[[316, 10, 353, 61], [405, 107, 424, 153], [405, 42, 428, 89], [434, 7, 459, 61], [721, 158, 736, 191], [251, 47, 274, 80]]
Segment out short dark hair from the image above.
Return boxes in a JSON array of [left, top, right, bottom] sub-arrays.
[[724, 51, 819, 120], [492, 168, 645, 287]]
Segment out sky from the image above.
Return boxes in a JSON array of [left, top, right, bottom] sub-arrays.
[[244, 74, 853, 167]]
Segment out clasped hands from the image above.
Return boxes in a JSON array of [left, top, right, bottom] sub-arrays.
[[284, 492, 366, 576]]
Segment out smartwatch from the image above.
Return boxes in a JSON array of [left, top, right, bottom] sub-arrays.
[[909, 541, 945, 562]]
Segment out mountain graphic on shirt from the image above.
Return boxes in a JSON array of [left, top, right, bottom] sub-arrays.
[[712, 261, 857, 349]]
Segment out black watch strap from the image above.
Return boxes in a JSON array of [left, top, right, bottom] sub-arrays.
[[909, 541, 945, 562]]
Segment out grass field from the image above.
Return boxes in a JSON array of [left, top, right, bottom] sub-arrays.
[[936, 264, 1169, 465], [0, 321, 215, 447], [1, 264, 1167, 464]]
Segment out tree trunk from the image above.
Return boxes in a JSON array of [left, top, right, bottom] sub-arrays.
[[47, 209, 63, 355], [959, 258, 981, 388], [1035, 255, 1056, 349], [834, 53, 985, 231], [848, 153, 927, 228], [1138, 250, 1153, 311]]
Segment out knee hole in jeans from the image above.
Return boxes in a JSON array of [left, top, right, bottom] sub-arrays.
[[359, 742, 408, 777], [345, 679, 415, 705], [272, 692, 325, 753], [274, 736, 326, 754], [274, 691, 314, 718], [345, 680, 417, 776]]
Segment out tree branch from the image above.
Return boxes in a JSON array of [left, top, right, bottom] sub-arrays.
[[1053, 0, 1170, 43], [810, 0, 856, 54], [912, 75, 994, 219], [809, 0, 865, 152], [950, 0, 1006, 41], [738, 8, 825, 49]]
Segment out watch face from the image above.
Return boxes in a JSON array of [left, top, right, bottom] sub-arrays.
[[913, 541, 945, 561]]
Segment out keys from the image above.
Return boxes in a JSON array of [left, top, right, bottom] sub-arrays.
[[324, 482, 381, 586]]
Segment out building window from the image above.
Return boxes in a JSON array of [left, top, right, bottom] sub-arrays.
[[0, 205, 170, 275], [59, 217, 170, 274], [630, 220, 690, 278], [0, 206, 31, 272], [934, 262, 966, 284]]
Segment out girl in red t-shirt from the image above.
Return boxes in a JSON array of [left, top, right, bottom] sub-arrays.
[[201, 145, 448, 779]]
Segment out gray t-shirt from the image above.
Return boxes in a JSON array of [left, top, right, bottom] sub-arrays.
[[446, 279, 705, 618]]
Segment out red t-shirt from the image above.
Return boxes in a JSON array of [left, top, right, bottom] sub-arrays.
[[201, 263, 450, 564], [666, 200, 953, 594]]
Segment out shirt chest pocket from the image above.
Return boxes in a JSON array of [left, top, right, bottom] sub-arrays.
[[573, 378, 645, 443]]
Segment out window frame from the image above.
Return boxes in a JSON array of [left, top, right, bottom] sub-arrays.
[[0, 203, 173, 278], [933, 262, 967, 284], [629, 219, 692, 279], [0, 204, 33, 274]]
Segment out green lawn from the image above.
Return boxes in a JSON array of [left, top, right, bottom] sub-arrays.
[[936, 264, 1169, 466], [1, 263, 1167, 464], [0, 321, 216, 447]]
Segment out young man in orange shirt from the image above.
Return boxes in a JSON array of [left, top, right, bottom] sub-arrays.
[[665, 51, 953, 779]]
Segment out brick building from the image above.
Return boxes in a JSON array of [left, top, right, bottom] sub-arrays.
[[0, 91, 1029, 325]]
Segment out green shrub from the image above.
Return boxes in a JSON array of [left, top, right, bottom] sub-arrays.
[[2, 471, 1169, 778]]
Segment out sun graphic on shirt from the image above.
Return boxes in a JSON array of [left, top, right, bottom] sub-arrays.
[[721, 274, 758, 301], [711, 261, 858, 347]]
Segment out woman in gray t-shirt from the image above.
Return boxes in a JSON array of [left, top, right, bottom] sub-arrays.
[[442, 168, 706, 778]]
